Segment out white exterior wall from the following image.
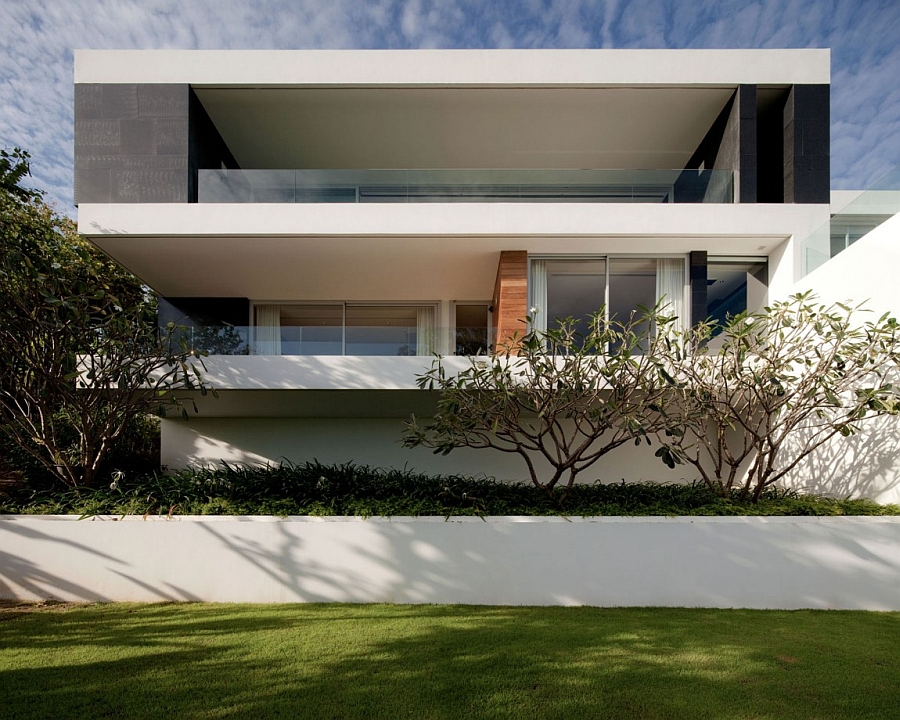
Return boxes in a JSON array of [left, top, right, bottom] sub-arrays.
[[3, 515, 899, 609], [161, 417, 689, 483], [778, 212, 900, 505]]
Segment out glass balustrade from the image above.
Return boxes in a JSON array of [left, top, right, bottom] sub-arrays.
[[800, 167, 900, 277], [167, 325, 492, 357], [198, 168, 734, 204]]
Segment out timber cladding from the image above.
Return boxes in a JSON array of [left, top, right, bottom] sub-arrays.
[[492, 250, 528, 354]]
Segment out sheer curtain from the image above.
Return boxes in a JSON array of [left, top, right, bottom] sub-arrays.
[[255, 305, 282, 355], [530, 260, 548, 333], [655, 258, 686, 330], [416, 306, 436, 356]]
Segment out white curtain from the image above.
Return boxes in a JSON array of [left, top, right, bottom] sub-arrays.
[[255, 305, 282, 355], [656, 258, 686, 330], [530, 260, 548, 333], [416, 306, 436, 356]]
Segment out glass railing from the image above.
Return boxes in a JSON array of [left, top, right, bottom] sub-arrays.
[[800, 167, 900, 276], [169, 325, 491, 357], [198, 168, 734, 204]]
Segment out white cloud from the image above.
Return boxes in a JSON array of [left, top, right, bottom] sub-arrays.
[[0, 0, 898, 213]]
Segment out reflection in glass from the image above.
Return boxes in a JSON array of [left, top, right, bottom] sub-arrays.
[[455, 305, 489, 355], [345, 306, 428, 356], [707, 260, 768, 329], [544, 260, 607, 339], [271, 304, 343, 356]]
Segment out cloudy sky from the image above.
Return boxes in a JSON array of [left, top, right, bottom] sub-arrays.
[[1, 0, 898, 212]]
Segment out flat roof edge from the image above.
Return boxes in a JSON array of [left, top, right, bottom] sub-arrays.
[[74, 48, 831, 86]]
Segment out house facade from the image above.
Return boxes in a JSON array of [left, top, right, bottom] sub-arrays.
[[75, 49, 839, 484]]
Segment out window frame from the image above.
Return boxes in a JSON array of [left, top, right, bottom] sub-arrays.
[[249, 300, 441, 356]]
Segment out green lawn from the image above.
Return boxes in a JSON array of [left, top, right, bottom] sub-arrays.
[[1, 603, 898, 719]]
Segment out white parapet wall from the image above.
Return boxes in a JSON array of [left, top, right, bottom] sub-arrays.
[[3, 515, 900, 609]]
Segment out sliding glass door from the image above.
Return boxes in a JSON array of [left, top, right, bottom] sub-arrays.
[[251, 303, 436, 356]]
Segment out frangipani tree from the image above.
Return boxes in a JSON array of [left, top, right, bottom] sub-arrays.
[[0, 149, 212, 487], [404, 307, 680, 498], [656, 293, 900, 502]]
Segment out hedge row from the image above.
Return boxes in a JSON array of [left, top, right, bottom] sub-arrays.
[[2, 462, 898, 517]]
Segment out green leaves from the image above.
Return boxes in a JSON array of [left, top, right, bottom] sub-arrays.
[[656, 292, 900, 502], [0, 152, 212, 487], [403, 304, 679, 496]]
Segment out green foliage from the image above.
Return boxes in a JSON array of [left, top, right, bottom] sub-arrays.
[[657, 292, 900, 502], [0, 148, 210, 487], [404, 306, 679, 497], [0, 147, 42, 201], [1, 462, 896, 517]]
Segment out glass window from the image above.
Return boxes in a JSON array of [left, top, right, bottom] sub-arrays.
[[706, 260, 768, 328], [532, 257, 685, 353], [608, 258, 657, 322], [345, 306, 420, 356], [276, 304, 343, 355], [609, 258, 657, 352], [253, 303, 436, 356], [544, 260, 606, 337], [455, 304, 489, 355]]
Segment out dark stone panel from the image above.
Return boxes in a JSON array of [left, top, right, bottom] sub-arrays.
[[794, 167, 830, 204], [75, 83, 192, 204], [119, 118, 155, 155], [798, 118, 830, 156], [792, 84, 829, 119], [75, 119, 120, 150], [111, 169, 186, 203], [783, 84, 829, 204], [793, 154, 830, 170], [159, 297, 251, 328], [690, 251, 708, 326], [740, 150, 757, 170], [682, 85, 757, 203], [138, 84, 190, 117], [74, 85, 102, 119], [740, 167, 757, 204], [74, 168, 111, 203], [76, 154, 189, 170], [736, 85, 757, 203], [679, 92, 735, 202], [154, 119, 190, 155], [739, 84, 757, 120], [101, 84, 139, 119]]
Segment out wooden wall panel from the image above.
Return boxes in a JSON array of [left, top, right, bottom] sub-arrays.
[[491, 250, 528, 354]]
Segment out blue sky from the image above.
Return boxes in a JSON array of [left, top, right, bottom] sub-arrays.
[[1, 0, 898, 211]]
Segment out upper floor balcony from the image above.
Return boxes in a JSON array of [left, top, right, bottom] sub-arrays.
[[74, 51, 831, 209], [197, 168, 734, 205]]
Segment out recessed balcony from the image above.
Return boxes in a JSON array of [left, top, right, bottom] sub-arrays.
[[198, 168, 734, 205]]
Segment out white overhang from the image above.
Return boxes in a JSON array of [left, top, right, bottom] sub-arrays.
[[79, 202, 828, 299], [195, 86, 736, 170], [74, 49, 831, 86]]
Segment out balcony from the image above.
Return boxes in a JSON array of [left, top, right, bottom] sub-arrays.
[[174, 325, 490, 358], [198, 168, 734, 205]]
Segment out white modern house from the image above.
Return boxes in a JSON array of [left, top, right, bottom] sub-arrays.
[[75, 48, 865, 489]]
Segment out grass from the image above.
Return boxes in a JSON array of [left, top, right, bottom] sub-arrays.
[[1, 603, 898, 719], [3, 461, 899, 517]]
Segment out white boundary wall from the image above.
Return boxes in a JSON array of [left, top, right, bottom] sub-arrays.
[[3, 515, 900, 609]]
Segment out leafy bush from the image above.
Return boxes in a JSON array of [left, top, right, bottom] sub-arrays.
[[0, 413, 160, 491], [1, 462, 896, 518]]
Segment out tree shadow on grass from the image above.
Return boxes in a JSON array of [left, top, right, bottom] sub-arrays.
[[2, 605, 899, 720]]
